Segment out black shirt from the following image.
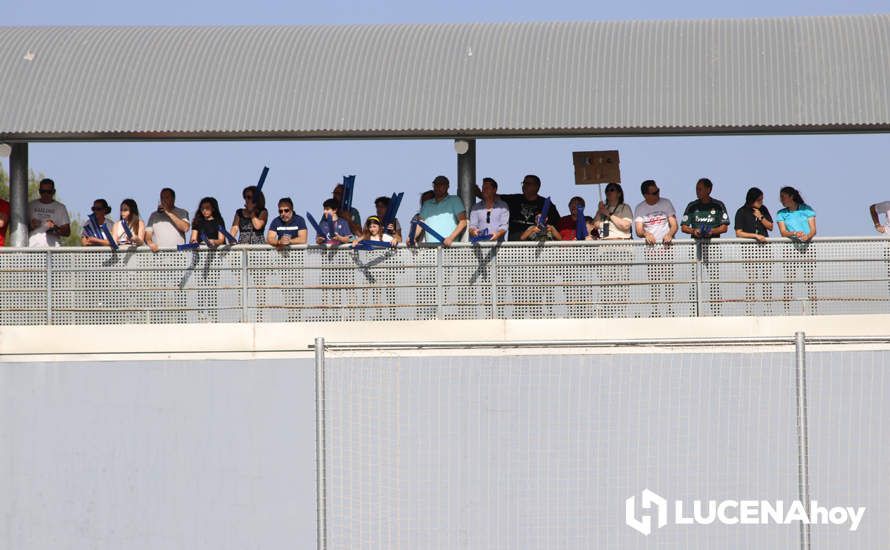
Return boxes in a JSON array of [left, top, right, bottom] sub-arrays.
[[501, 194, 561, 241], [734, 205, 773, 236], [193, 217, 222, 241]]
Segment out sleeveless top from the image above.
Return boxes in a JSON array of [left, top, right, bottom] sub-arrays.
[[236, 209, 267, 244]]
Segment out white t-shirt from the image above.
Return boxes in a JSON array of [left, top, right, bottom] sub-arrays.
[[634, 198, 676, 242], [873, 201, 890, 228], [28, 199, 70, 247], [146, 207, 190, 248]]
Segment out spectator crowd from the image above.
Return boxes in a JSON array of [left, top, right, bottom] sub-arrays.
[[3, 174, 890, 250]]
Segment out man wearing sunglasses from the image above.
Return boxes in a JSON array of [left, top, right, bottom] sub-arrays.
[[634, 180, 677, 244], [267, 197, 308, 249], [28, 178, 70, 247], [469, 177, 509, 242]]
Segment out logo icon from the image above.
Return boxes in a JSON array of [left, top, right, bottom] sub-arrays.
[[626, 489, 668, 536]]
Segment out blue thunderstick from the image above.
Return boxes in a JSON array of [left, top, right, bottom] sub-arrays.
[[87, 213, 103, 240], [256, 166, 270, 192], [537, 197, 552, 229], [101, 223, 118, 251], [341, 175, 355, 212], [407, 219, 418, 247], [415, 220, 446, 244], [354, 240, 393, 251], [470, 229, 491, 243], [381, 192, 404, 228], [575, 206, 588, 240], [177, 242, 200, 251], [306, 212, 332, 240], [121, 219, 133, 241], [219, 225, 237, 244]]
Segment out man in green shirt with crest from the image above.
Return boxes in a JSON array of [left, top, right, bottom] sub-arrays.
[[681, 178, 729, 239]]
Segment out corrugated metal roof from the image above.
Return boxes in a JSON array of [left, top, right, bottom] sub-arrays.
[[1, 16, 889, 140]]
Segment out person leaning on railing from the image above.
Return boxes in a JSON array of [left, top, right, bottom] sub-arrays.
[[555, 196, 596, 240], [231, 185, 268, 245], [80, 199, 115, 247], [190, 197, 226, 247], [267, 197, 307, 249], [680, 178, 729, 239], [112, 199, 145, 246], [734, 187, 774, 242], [146, 187, 190, 252], [374, 195, 403, 245], [634, 180, 677, 244], [594, 183, 633, 239], [776, 186, 816, 242]]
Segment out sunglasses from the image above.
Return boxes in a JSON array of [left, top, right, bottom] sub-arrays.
[[39, 189, 54, 195], [278, 208, 291, 213]]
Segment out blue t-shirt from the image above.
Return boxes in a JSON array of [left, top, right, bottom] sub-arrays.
[[776, 204, 816, 234], [419, 195, 465, 243], [318, 217, 352, 240], [269, 215, 307, 238]]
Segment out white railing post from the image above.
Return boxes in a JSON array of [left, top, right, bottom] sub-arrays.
[[315, 337, 328, 550]]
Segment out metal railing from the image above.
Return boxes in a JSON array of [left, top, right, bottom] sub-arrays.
[[2, 237, 889, 325]]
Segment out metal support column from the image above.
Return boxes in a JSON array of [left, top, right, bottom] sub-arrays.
[[9, 143, 29, 247], [314, 337, 328, 550], [794, 331, 812, 550], [456, 139, 476, 242]]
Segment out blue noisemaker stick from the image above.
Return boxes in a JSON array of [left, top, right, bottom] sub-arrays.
[[576, 206, 588, 240], [381, 192, 404, 228], [407, 219, 418, 247], [200, 232, 214, 248], [699, 223, 712, 237], [88, 213, 103, 240], [121, 219, 133, 240], [537, 197, 552, 229], [470, 229, 491, 243], [177, 242, 200, 251], [355, 239, 392, 250], [341, 175, 355, 212], [219, 225, 237, 244], [256, 166, 269, 192], [306, 212, 332, 240], [101, 223, 118, 251], [416, 220, 446, 244]]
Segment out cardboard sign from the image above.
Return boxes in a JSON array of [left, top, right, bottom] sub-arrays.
[[573, 150, 620, 184]]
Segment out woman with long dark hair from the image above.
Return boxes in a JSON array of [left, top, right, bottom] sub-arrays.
[[776, 186, 816, 242], [191, 197, 225, 246], [734, 187, 774, 242], [230, 185, 268, 244], [113, 198, 145, 246]]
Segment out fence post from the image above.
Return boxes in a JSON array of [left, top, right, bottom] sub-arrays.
[[794, 331, 812, 550], [694, 241, 703, 317], [436, 246, 444, 319], [241, 249, 249, 323], [315, 337, 328, 550], [490, 247, 498, 320], [45, 250, 53, 324]]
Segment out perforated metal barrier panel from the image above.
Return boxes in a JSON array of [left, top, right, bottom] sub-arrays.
[[322, 349, 890, 550], [2, 238, 889, 325]]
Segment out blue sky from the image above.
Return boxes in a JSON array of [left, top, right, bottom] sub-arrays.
[[4, 0, 890, 237]]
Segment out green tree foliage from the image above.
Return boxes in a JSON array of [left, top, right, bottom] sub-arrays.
[[0, 164, 84, 246]]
